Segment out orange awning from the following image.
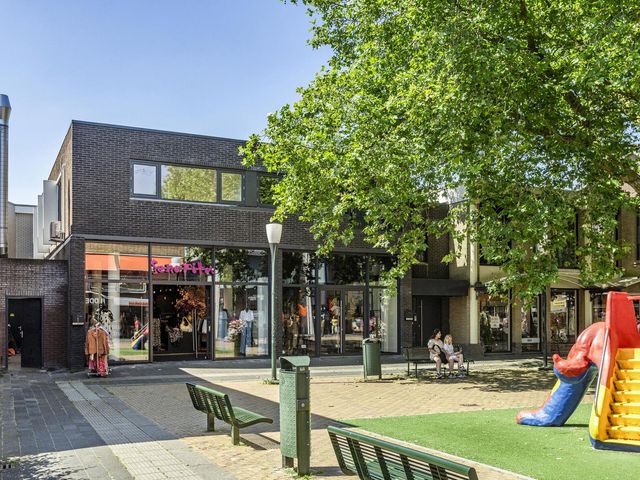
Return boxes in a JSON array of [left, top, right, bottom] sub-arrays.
[[85, 254, 174, 272]]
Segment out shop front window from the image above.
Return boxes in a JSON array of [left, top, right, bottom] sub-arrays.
[[369, 288, 398, 353], [215, 248, 268, 283], [591, 293, 606, 323], [215, 285, 268, 358], [369, 256, 394, 285], [282, 286, 316, 355], [152, 285, 211, 358], [318, 254, 367, 285], [479, 295, 511, 353], [85, 282, 149, 362], [520, 297, 540, 352], [282, 251, 316, 285], [550, 289, 578, 345], [85, 242, 149, 282]]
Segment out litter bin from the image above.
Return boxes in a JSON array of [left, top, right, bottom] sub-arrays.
[[363, 337, 382, 380], [279, 356, 311, 475]]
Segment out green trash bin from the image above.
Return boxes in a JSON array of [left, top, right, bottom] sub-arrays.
[[363, 337, 382, 380], [279, 356, 311, 475]]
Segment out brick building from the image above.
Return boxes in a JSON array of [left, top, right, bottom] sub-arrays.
[[31, 120, 468, 370]]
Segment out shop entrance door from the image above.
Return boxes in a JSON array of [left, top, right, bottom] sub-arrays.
[[319, 288, 366, 355], [152, 285, 211, 361], [412, 296, 442, 347], [7, 298, 42, 369]]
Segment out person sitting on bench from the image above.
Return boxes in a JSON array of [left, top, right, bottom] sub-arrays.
[[444, 334, 465, 377], [427, 329, 453, 379]]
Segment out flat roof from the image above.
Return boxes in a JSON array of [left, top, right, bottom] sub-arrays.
[[71, 120, 248, 144]]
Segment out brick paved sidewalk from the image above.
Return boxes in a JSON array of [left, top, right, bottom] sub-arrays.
[[0, 369, 233, 480], [107, 367, 566, 480]]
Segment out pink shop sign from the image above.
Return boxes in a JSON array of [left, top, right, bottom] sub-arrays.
[[150, 259, 215, 275]]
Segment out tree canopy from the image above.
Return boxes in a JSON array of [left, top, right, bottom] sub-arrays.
[[243, 0, 640, 299]]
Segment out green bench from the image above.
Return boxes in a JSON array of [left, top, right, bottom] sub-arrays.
[[186, 382, 273, 445], [328, 426, 479, 480], [403, 346, 473, 378]]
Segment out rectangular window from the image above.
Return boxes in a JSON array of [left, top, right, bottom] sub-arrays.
[[85, 282, 149, 362], [133, 164, 157, 196], [161, 165, 217, 203], [550, 289, 578, 347], [258, 175, 278, 205], [479, 294, 511, 353], [220, 172, 243, 202]]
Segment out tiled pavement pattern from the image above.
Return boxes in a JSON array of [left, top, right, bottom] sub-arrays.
[[56, 381, 232, 480], [107, 364, 567, 480], [0, 370, 132, 479]]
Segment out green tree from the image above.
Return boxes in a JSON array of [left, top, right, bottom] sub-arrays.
[[243, 0, 640, 299]]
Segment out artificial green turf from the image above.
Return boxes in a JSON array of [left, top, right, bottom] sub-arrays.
[[347, 404, 640, 480]]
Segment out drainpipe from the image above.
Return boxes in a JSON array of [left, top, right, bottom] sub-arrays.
[[0, 95, 10, 258]]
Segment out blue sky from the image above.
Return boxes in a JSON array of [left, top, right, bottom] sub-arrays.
[[2, 0, 329, 204]]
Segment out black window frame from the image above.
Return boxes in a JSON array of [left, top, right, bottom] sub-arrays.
[[130, 160, 246, 206], [217, 169, 246, 205], [257, 173, 279, 207], [131, 161, 160, 198]]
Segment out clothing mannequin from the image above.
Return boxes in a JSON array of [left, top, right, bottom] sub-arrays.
[[239, 307, 254, 355]]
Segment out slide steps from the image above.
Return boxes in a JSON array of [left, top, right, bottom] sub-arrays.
[[604, 349, 640, 443]]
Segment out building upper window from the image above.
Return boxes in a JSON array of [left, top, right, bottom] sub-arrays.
[[133, 164, 157, 196], [221, 172, 242, 202], [161, 165, 217, 203], [132, 161, 245, 205], [258, 174, 278, 205]]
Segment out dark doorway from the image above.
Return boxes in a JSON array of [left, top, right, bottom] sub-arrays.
[[412, 296, 446, 346], [7, 298, 42, 369]]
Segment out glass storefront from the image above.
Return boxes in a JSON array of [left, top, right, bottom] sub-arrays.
[[479, 294, 511, 353], [282, 286, 316, 356], [84, 243, 398, 362], [520, 297, 541, 352], [550, 289, 578, 345], [85, 242, 151, 362], [214, 284, 269, 358], [152, 285, 211, 358], [369, 288, 398, 353], [84, 282, 150, 362], [591, 293, 606, 323]]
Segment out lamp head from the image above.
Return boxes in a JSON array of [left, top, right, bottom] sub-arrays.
[[266, 222, 283, 245]]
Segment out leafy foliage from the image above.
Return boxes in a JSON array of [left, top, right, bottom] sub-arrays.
[[243, 0, 640, 299]]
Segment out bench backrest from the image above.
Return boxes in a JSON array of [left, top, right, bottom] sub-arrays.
[[186, 383, 237, 425], [404, 347, 431, 361], [328, 426, 478, 480]]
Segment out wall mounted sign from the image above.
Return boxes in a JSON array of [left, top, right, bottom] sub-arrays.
[[150, 259, 215, 275]]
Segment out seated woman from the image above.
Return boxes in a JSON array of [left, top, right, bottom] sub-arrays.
[[443, 334, 465, 377], [427, 329, 453, 379]]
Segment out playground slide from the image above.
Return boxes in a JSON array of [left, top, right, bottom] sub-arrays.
[[517, 292, 640, 453]]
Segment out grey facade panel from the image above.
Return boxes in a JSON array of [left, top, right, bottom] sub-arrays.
[[412, 278, 469, 297]]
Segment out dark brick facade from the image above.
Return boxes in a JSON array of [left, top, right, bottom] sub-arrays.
[[0, 258, 67, 369], [59, 121, 375, 251]]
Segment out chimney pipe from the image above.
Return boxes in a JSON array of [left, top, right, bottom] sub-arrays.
[[0, 94, 11, 257]]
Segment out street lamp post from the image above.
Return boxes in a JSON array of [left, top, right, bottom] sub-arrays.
[[266, 223, 283, 382]]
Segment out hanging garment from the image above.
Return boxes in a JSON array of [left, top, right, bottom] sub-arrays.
[[85, 327, 110, 356]]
